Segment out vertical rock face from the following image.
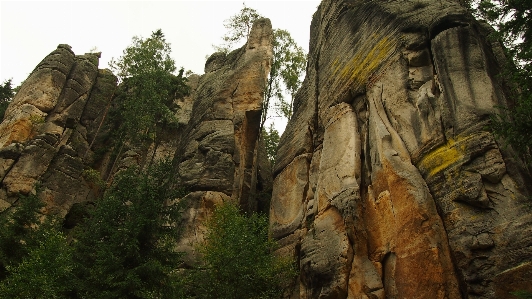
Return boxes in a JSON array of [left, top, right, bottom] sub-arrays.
[[174, 18, 274, 261], [176, 18, 273, 212], [271, 1, 532, 298], [0, 45, 115, 216], [0, 18, 273, 252]]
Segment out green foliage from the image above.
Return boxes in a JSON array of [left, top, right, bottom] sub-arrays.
[[110, 29, 189, 145], [0, 79, 14, 103], [13, 80, 24, 95], [269, 29, 306, 121], [469, 0, 532, 167], [262, 123, 280, 166], [0, 191, 73, 298], [215, 3, 263, 53], [512, 290, 532, 299], [0, 191, 45, 279], [490, 79, 532, 165], [82, 167, 105, 188], [0, 223, 74, 299], [0, 79, 14, 121], [214, 4, 307, 124], [475, 0, 531, 63], [82, 167, 106, 197], [73, 159, 186, 299], [192, 202, 297, 299], [29, 114, 45, 124]]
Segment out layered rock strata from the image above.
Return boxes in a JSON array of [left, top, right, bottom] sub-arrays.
[[174, 18, 274, 261], [0, 18, 274, 256], [270, 1, 532, 298], [0, 45, 116, 216]]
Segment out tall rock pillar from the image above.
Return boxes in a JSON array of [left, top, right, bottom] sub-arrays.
[[271, 1, 532, 298], [174, 18, 274, 263]]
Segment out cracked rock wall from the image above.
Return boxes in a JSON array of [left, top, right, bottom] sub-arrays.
[[174, 18, 274, 262], [270, 1, 532, 298], [0, 45, 116, 216], [0, 18, 274, 257]]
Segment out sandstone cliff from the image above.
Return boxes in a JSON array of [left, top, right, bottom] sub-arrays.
[[270, 1, 532, 298], [1, 2, 532, 298], [0, 18, 274, 255], [0, 45, 115, 216]]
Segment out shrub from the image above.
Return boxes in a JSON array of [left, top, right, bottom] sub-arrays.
[[192, 202, 297, 299]]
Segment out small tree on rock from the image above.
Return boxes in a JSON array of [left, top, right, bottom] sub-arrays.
[[269, 29, 306, 122], [0, 79, 15, 121], [214, 3, 263, 53], [262, 123, 280, 167], [214, 4, 307, 167], [110, 29, 189, 145]]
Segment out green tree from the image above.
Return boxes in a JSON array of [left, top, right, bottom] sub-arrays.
[[215, 4, 306, 168], [214, 2, 263, 53], [110, 29, 189, 145], [468, 1, 532, 167], [0, 79, 14, 121], [262, 123, 280, 167], [512, 290, 532, 299], [214, 4, 306, 124], [0, 224, 73, 299], [269, 29, 306, 122], [72, 159, 186, 299], [0, 191, 73, 298], [192, 202, 296, 299], [0, 192, 45, 280]]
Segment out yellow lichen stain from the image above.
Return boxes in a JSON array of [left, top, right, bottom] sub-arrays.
[[418, 136, 469, 177], [332, 33, 398, 92], [332, 58, 339, 68]]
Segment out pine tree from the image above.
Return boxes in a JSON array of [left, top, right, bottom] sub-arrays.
[[73, 160, 186, 299], [110, 29, 189, 146]]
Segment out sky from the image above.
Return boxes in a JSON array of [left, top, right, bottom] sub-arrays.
[[1, 0, 320, 132], [1, 0, 320, 86]]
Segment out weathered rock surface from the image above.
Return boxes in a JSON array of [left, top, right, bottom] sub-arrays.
[[175, 18, 273, 213], [271, 1, 532, 298], [2, 3, 531, 297], [173, 18, 274, 261], [0, 18, 273, 243], [0, 46, 114, 217]]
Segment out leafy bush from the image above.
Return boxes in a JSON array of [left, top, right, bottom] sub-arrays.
[[0, 79, 14, 121], [0, 224, 73, 298], [0, 191, 73, 298], [110, 29, 189, 146], [512, 290, 532, 299], [468, 0, 532, 168], [262, 123, 280, 167], [191, 202, 296, 299]]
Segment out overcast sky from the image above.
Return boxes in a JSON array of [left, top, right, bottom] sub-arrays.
[[1, 0, 320, 87], [1, 1, 320, 132]]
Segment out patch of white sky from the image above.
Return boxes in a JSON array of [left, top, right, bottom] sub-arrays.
[[1, 0, 321, 133]]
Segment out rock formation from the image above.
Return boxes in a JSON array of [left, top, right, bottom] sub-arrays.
[[0, 45, 115, 216], [1, 2, 532, 298], [173, 18, 274, 262], [0, 18, 274, 256], [270, 1, 532, 298]]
